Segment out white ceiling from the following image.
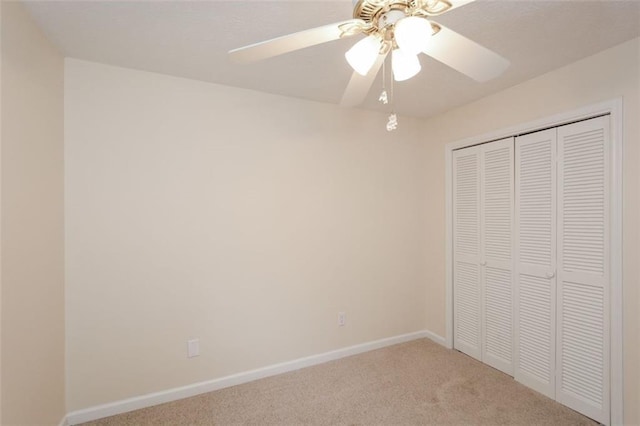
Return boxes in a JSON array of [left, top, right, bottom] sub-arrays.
[[23, 0, 640, 118]]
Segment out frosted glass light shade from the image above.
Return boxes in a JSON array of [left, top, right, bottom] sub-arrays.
[[394, 16, 432, 55], [345, 35, 381, 76], [392, 48, 421, 81]]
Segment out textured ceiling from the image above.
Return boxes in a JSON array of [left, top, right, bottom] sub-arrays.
[[23, 0, 640, 118]]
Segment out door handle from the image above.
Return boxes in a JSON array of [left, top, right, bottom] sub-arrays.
[[480, 261, 487, 266], [546, 271, 555, 279]]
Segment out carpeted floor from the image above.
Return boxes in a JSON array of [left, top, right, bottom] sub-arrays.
[[81, 338, 596, 425]]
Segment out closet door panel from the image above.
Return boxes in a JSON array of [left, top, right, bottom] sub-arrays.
[[453, 146, 482, 360], [481, 138, 514, 375], [514, 129, 557, 398], [556, 116, 610, 424]]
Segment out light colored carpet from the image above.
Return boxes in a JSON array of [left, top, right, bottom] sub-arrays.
[[81, 339, 596, 425]]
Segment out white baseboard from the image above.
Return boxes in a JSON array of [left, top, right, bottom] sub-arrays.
[[423, 329, 446, 347], [66, 330, 433, 425]]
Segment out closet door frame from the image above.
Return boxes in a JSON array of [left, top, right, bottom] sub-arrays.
[[445, 98, 623, 425]]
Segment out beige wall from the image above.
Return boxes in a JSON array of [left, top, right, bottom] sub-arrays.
[[0, 1, 66, 425], [420, 38, 640, 424], [64, 59, 429, 411]]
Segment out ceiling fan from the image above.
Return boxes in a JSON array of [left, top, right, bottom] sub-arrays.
[[229, 0, 509, 108]]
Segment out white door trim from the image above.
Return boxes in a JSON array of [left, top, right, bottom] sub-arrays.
[[444, 98, 623, 425]]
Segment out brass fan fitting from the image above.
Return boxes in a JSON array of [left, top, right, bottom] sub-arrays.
[[353, 0, 452, 29]]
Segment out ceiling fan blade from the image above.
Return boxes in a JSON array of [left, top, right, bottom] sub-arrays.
[[229, 19, 368, 63], [422, 23, 509, 82], [340, 51, 388, 108]]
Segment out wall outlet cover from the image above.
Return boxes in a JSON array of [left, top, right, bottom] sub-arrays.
[[187, 339, 200, 358]]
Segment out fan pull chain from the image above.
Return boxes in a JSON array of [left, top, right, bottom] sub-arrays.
[[386, 57, 398, 132], [379, 59, 388, 105]]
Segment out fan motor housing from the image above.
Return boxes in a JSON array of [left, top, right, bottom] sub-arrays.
[[353, 0, 411, 26], [353, 0, 452, 29]]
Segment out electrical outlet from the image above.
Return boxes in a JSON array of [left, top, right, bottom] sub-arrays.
[[338, 312, 346, 327], [187, 339, 200, 358]]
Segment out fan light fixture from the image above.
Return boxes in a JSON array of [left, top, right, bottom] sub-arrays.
[[392, 48, 421, 82], [345, 35, 382, 76], [394, 17, 433, 55], [346, 15, 432, 81]]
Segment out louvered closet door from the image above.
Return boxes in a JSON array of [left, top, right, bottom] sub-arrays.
[[453, 146, 482, 360], [556, 116, 610, 424], [514, 129, 557, 398], [480, 138, 514, 375]]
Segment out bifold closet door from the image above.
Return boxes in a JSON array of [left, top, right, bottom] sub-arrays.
[[453, 145, 482, 360], [515, 116, 610, 423], [556, 116, 610, 424], [453, 138, 514, 373], [480, 138, 514, 375], [514, 128, 557, 398]]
